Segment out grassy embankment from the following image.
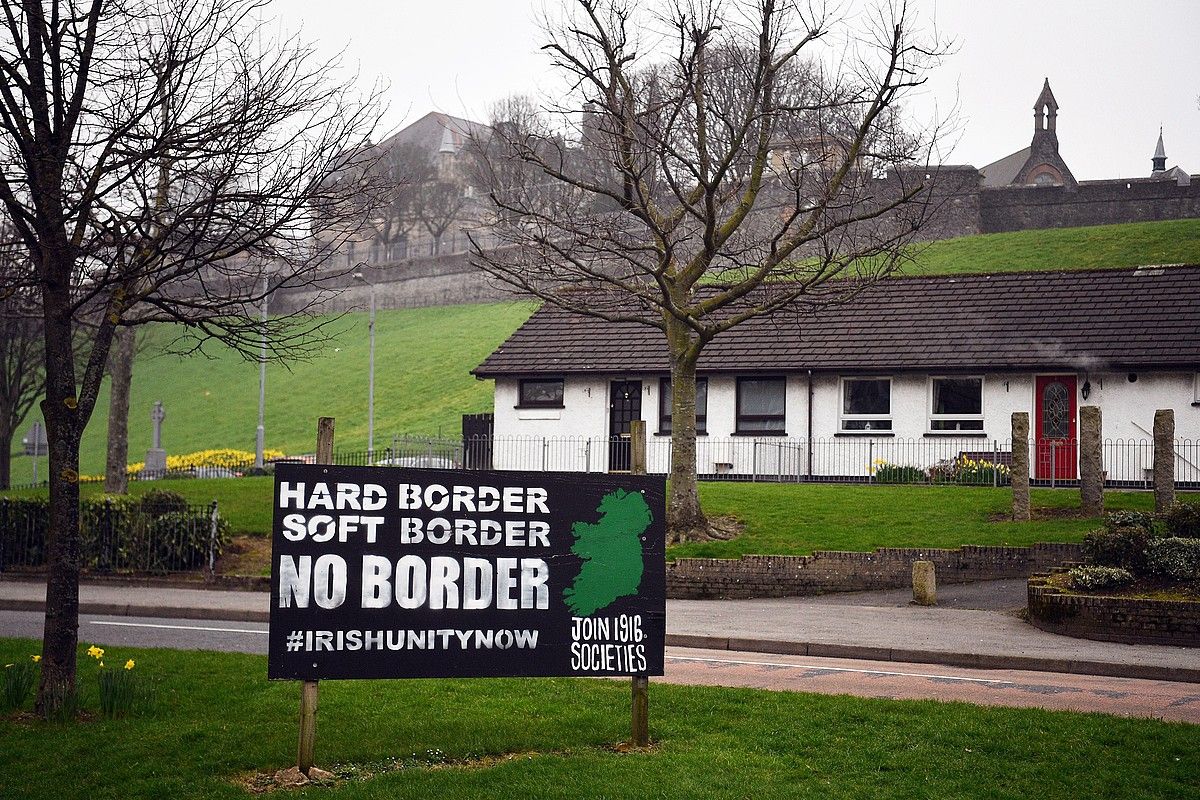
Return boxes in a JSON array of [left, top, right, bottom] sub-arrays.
[[0, 641, 1196, 800]]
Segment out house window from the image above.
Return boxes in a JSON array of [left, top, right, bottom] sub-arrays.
[[659, 377, 707, 434], [929, 377, 984, 431], [517, 378, 564, 408], [840, 377, 892, 431], [736, 377, 786, 434]]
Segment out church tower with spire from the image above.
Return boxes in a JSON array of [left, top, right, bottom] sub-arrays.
[[1012, 79, 1078, 188]]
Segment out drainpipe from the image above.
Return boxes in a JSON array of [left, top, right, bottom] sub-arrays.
[[806, 370, 814, 479]]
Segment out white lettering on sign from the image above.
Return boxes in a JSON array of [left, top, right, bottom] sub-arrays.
[[277, 554, 348, 610], [396, 483, 549, 515], [278, 481, 388, 511], [352, 555, 548, 610]]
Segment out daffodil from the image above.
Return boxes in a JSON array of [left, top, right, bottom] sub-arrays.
[[124, 659, 135, 670], [31, 655, 40, 663], [86, 645, 104, 659], [98, 661, 105, 668]]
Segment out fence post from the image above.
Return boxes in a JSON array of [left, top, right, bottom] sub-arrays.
[[1153, 409, 1176, 512], [751, 440, 758, 482], [992, 439, 999, 488], [208, 500, 219, 577], [542, 437, 548, 472], [627, 419, 649, 748], [868, 439, 875, 484], [297, 416, 335, 777], [1050, 441, 1057, 489], [1011, 413, 1031, 521], [1079, 406, 1104, 517], [0, 499, 6, 572], [585, 438, 592, 473]]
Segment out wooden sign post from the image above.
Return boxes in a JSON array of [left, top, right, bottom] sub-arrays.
[[628, 420, 650, 747], [297, 416, 335, 775]]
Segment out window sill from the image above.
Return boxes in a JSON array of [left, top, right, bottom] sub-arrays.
[[513, 404, 565, 410], [655, 432, 708, 437], [732, 431, 788, 437], [923, 432, 988, 438], [834, 431, 895, 437]]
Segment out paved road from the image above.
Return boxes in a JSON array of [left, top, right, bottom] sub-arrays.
[[5, 609, 1196, 724]]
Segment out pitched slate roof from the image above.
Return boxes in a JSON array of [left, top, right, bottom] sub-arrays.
[[474, 265, 1200, 377]]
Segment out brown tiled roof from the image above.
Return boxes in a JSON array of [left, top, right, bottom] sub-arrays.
[[473, 265, 1200, 377]]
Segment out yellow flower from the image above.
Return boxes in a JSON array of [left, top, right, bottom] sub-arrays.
[[86, 645, 104, 659], [124, 659, 135, 670], [31, 655, 40, 663], [4, 664, 12, 669], [98, 661, 105, 668]]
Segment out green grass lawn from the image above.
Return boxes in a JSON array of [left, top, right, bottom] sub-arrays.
[[906, 218, 1200, 276], [0, 641, 1195, 800], [8, 478, 1195, 557]]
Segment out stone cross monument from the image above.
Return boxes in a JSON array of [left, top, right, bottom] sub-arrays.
[[145, 400, 167, 477]]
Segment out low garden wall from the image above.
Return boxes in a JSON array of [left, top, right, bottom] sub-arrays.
[[1027, 577, 1200, 647], [666, 543, 1082, 599]]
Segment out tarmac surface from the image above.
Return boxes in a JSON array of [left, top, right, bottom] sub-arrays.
[[2, 576, 1197, 684]]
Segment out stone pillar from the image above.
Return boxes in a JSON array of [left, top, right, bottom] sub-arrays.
[[1153, 409, 1175, 513], [144, 400, 167, 477], [911, 561, 936, 606], [1011, 412, 1030, 521], [1079, 405, 1103, 518]]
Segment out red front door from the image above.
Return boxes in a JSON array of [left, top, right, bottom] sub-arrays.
[[1034, 375, 1077, 480]]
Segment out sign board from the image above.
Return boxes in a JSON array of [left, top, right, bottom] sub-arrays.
[[268, 464, 666, 681]]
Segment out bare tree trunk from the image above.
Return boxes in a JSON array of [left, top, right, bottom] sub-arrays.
[[36, 290, 85, 716], [666, 318, 706, 541], [104, 328, 135, 493]]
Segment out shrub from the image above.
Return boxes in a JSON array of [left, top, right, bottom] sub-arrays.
[[929, 456, 1010, 486], [138, 489, 190, 514], [1066, 566, 1135, 592], [1082, 526, 1152, 572], [872, 460, 926, 484], [1145, 537, 1200, 582], [0, 498, 50, 567], [1161, 502, 1200, 539], [1103, 510, 1154, 535]]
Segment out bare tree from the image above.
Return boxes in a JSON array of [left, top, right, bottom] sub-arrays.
[[414, 178, 469, 255], [470, 0, 949, 540], [0, 0, 381, 714]]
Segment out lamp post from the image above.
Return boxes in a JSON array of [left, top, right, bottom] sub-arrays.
[[255, 274, 268, 469], [353, 271, 376, 457]]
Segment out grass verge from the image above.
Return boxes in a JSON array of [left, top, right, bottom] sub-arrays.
[[7, 479, 1197, 562], [0, 640, 1196, 800]]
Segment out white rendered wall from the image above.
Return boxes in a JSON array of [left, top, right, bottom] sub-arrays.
[[490, 370, 1200, 479]]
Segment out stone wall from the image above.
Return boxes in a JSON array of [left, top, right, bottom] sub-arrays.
[[665, 542, 1082, 600], [979, 178, 1200, 233], [1028, 576, 1200, 647]]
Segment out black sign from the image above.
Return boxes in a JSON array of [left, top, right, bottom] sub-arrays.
[[268, 464, 666, 680]]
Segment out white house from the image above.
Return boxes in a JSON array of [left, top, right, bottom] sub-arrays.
[[473, 265, 1200, 484]]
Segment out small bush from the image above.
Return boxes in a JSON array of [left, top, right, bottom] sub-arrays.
[[1082, 526, 1152, 572], [1103, 510, 1155, 535], [928, 456, 1009, 486], [1145, 537, 1200, 582], [1066, 566, 1135, 592], [872, 461, 926, 484], [138, 489, 190, 514], [1161, 502, 1200, 539]]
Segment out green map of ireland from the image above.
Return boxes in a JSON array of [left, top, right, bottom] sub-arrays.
[[564, 489, 652, 616]]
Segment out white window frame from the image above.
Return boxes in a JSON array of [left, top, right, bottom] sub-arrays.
[[928, 375, 985, 433], [839, 376, 893, 432]]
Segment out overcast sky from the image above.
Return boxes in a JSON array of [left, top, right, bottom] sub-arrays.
[[276, 0, 1199, 181]]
